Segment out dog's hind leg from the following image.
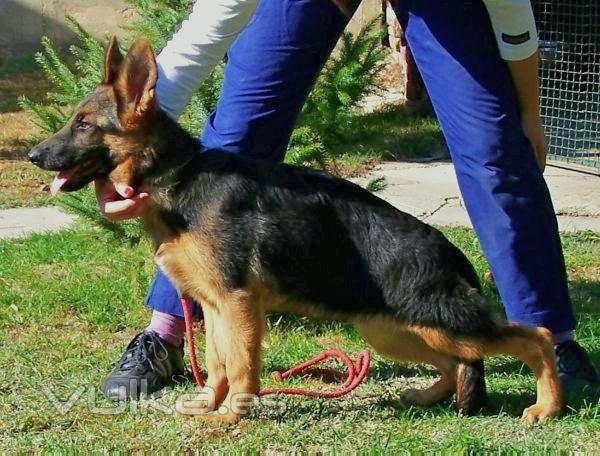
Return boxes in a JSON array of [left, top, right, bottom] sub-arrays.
[[354, 318, 457, 406], [410, 324, 562, 422], [485, 325, 561, 423], [402, 367, 457, 407]]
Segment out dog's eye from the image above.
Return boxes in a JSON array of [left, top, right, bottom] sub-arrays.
[[77, 120, 93, 131]]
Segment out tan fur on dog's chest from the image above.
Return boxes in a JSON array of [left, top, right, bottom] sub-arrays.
[[153, 225, 330, 320], [154, 231, 229, 308]]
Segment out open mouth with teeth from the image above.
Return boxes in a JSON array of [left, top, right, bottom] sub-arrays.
[[49, 158, 112, 195]]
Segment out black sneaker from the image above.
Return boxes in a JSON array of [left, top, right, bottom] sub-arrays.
[[555, 340, 600, 403], [101, 330, 185, 401]]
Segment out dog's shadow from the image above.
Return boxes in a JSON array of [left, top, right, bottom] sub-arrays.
[[256, 386, 542, 422], [266, 313, 351, 336]]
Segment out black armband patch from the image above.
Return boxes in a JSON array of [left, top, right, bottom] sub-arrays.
[[502, 31, 531, 45]]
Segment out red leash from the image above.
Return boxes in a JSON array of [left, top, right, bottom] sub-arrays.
[[181, 296, 206, 387], [181, 298, 370, 398]]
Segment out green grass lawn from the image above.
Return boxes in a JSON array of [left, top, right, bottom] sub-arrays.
[[1, 226, 599, 452]]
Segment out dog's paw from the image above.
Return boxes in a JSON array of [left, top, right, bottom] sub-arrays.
[[175, 390, 219, 417], [201, 411, 242, 426], [401, 388, 427, 406], [175, 399, 211, 417], [521, 403, 560, 424]]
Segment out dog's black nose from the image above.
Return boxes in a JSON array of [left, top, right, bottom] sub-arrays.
[[28, 148, 42, 164]]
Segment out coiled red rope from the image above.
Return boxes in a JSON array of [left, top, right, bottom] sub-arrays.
[[181, 297, 370, 398]]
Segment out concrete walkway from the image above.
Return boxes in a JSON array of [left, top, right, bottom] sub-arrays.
[[353, 161, 600, 232], [0, 161, 598, 240], [0, 206, 76, 239]]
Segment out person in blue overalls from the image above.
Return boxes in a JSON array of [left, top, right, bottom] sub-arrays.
[[97, 0, 599, 402]]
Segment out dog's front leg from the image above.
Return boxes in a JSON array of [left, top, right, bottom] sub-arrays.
[[203, 292, 264, 425], [175, 303, 231, 417], [203, 304, 230, 407]]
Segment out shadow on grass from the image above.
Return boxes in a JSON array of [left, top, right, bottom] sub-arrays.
[[367, 389, 539, 419], [266, 380, 595, 422], [368, 358, 437, 379], [264, 359, 435, 385], [264, 387, 543, 422], [267, 313, 350, 337], [328, 106, 445, 162], [570, 279, 600, 316], [0, 73, 51, 113]]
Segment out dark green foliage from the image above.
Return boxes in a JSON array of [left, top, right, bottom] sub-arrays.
[[287, 17, 388, 168], [179, 65, 224, 137], [17, 97, 67, 135], [365, 176, 387, 193], [285, 126, 325, 167], [125, 0, 193, 50], [18, 16, 105, 134], [297, 17, 388, 153]]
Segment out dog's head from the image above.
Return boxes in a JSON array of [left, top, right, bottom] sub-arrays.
[[28, 36, 158, 194]]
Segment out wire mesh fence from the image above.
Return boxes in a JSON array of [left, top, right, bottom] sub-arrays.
[[534, 0, 600, 172]]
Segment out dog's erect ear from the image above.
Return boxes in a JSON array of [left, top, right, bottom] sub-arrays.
[[103, 35, 124, 85], [114, 38, 158, 128]]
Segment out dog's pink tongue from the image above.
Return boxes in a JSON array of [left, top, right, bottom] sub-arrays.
[[50, 168, 78, 196]]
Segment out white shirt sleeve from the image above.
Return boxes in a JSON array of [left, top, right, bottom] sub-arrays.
[[482, 0, 539, 61], [155, 0, 259, 119]]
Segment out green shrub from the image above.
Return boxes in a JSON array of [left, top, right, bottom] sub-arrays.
[[298, 17, 387, 151], [18, 16, 104, 135], [125, 0, 193, 49]]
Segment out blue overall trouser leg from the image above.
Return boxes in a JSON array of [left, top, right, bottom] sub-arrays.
[[145, 0, 349, 318], [390, 0, 575, 333]]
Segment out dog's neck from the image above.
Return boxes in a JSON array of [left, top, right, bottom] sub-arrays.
[[134, 110, 200, 202], [128, 110, 206, 243]]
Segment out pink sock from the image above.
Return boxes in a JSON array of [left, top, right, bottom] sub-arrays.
[[147, 310, 185, 347]]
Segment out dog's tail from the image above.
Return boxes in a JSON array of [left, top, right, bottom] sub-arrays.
[[455, 359, 487, 414]]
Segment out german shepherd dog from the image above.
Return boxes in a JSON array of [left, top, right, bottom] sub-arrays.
[[28, 37, 561, 424]]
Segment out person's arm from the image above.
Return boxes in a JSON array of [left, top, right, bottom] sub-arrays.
[[483, 0, 548, 171], [156, 0, 258, 119], [97, 0, 258, 221], [505, 53, 547, 171]]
